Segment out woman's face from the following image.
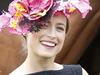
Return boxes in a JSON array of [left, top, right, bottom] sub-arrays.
[[27, 14, 67, 58]]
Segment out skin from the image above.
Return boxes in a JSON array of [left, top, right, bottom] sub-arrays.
[[10, 14, 67, 75], [10, 14, 88, 75], [27, 14, 67, 58]]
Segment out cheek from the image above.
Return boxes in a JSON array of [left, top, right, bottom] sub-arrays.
[[56, 33, 65, 54], [57, 33, 65, 49], [27, 33, 39, 46], [59, 33, 65, 43]]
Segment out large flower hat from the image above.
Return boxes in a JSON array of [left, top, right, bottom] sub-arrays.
[[0, 0, 92, 35]]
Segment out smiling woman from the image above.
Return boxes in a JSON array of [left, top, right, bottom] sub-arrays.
[[0, 0, 92, 75], [26, 14, 67, 58]]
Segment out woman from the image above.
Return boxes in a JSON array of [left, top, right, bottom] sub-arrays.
[[0, 0, 92, 75]]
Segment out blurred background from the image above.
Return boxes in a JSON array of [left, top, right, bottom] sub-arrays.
[[0, 0, 100, 75]]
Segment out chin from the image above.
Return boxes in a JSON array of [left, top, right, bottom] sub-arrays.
[[37, 51, 56, 59]]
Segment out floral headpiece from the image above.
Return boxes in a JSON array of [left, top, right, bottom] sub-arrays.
[[0, 0, 92, 35]]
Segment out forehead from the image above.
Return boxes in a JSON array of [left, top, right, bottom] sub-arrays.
[[50, 13, 67, 24]]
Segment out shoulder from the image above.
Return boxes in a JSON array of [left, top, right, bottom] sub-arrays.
[[63, 65, 82, 75], [64, 64, 82, 70], [63, 65, 88, 75], [9, 67, 25, 75], [9, 70, 19, 75], [82, 68, 88, 75], [9, 69, 23, 75]]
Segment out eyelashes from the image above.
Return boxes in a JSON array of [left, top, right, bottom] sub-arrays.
[[56, 26, 65, 32], [38, 22, 65, 32]]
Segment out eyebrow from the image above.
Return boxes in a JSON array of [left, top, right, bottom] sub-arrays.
[[47, 21, 66, 27], [56, 23, 66, 27]]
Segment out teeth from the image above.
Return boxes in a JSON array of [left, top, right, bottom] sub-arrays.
[[41, 41, 55, 47]]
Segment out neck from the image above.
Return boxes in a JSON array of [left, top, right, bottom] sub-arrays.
[[22, 51, 56, 73]]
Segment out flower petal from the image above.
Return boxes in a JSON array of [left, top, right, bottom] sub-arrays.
[[67, 0, 92, 18], [0, 12, 11, 31], [29, 0, 53, 20]]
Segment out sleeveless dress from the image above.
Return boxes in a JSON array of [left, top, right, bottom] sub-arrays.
[[26, 65, 82, 75]]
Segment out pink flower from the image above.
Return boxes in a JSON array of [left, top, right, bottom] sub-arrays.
[[54, 0, 92, 18], [0, 12, 11, 31], [8, 0, 53, 20], [23, 0, 53, 20], [0, 0, 92, 35], [8, 0, 29, 16], [8, 17, 31, 35], [8, 23, 30, 35], [8, 0, 17, 16], [8, 28, 22, 35], [67, 0, 92, 18]]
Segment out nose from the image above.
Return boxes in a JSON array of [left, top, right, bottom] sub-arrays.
[[46, 28, 56, 40]]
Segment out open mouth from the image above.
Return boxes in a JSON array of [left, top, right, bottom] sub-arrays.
[[40, 40, 57, 47]]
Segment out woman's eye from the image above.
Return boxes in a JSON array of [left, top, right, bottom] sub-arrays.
[[56, 27, 64, 32], [42, 25, 48, 29], [40, 23, 48, 29]]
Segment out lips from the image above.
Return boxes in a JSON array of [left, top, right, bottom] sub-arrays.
[[40, 40, 57, 47]]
